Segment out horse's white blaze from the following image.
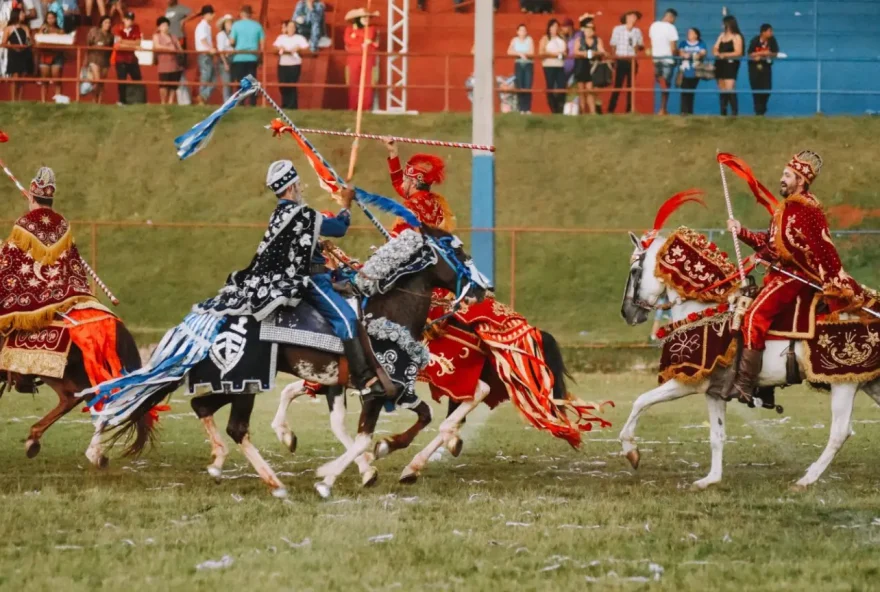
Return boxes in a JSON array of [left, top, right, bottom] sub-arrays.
[[622, 232, 870, 489]]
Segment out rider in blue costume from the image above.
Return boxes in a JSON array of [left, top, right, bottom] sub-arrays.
[[266, 160, 386, 398]]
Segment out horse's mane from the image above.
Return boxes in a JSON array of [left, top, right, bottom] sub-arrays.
[[354, 230, 434, 296]]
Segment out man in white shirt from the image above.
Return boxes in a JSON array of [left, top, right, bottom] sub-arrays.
[[649, 8, 679, 115], [608, 10, 644, 113], [194, 4, 216, 105]]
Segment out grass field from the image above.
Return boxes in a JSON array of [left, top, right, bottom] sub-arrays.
[[3, 374, 880, 591], [1, 105, 880, 345]]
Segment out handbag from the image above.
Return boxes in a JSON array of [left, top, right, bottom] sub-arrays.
[[590, 61, 613, 88], [695, 61, 715, 80]]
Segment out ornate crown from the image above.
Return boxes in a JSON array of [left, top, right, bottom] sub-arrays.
[[29, 166, 56, 199], [788, 150, 823, 184]]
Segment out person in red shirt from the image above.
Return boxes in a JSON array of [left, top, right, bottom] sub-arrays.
[[343, 8, 380, 111], [114, 11, 143, 105]]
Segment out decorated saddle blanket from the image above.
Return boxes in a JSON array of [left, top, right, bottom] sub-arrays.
[[0, 305, 121, 381], [187, 316, 278, 395], [656, 227, 740, 303], [259, 300, 357, 354], [0, 208, 95, 335], [802, 318, 880, 384], [657, 308, 737, 385]]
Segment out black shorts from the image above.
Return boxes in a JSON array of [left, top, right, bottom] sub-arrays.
[[574, 60, 592, 83], [158, 71, 180, 90]]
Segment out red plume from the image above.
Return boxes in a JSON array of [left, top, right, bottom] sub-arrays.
[[717, 153, 778, 215], [652, 189, 706, 231], [406, 154, 446, 186], [0, 130, 8, 143]]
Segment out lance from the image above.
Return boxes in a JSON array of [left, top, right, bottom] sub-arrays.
[[718, 150, 748, 288], [0, 143, 120, 305], [293, 128, 496, 152], [346, 1, 379, 181], [250, 76, 392, 240], [756, 259, 880, 320]]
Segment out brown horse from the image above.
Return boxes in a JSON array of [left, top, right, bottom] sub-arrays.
[[101, 226, 490, 498], [0, 320, 146, 467]]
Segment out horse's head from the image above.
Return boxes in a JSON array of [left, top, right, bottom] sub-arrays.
[[621, 231, 667, 326], [421, 225, 493, 303]]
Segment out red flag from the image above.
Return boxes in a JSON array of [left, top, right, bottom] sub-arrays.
[[270, 119, 340, 194], [717, 153, 778, 215]]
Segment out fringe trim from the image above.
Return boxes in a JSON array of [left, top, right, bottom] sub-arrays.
[[433, 193, 457, 233], [0, 295, 98, 336], [0, 346, 69, 379], [7, 224, 73, 266]]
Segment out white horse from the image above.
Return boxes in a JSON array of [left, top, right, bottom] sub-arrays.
[[620, 230, 880, 490]]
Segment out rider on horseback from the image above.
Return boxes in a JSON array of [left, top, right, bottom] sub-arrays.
[[726, 150, 865, 402], [384, 138, 456, 235]]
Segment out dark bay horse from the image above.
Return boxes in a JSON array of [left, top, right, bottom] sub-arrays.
[[102, 226, 490, 498], [0, 318, 145, 467]]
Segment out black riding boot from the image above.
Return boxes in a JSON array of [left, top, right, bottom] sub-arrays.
[[724, 347, 763, 403], [342, 333, 386, 398]]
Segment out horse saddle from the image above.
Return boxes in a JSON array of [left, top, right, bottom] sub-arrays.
[[260, 301, 347, 354]]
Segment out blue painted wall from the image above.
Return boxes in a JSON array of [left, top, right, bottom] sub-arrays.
[[655, 0, 880, 115]]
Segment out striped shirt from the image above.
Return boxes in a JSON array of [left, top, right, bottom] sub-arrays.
[[610, 24, 643, 57]]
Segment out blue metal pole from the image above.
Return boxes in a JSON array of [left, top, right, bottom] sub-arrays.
[[471, 0, 495, 284]]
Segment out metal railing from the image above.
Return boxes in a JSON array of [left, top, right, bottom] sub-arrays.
[[2, 45, 879, 113]]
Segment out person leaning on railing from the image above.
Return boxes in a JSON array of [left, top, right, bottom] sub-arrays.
[[194, 4, 216, 105], [153, 16, 183, 105], [86, 15, 113, 103], [36, 10, 64, 102], [113, 11, 144, 106], [507, 23, 534, 114], [229, 4, 264, 106], [676, 27, 707, 115], [215, 12, 234, 101]]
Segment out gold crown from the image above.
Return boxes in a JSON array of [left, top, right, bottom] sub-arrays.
[[788, 150, 823, 184]]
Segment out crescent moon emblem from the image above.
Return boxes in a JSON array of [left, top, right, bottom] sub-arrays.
[[33, 261, 46, 282]]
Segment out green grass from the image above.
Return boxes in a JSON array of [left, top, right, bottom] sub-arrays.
[[2, 105, 880, 344], [3, 375, 880, 590]]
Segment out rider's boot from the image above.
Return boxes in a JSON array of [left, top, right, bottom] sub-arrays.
[[342, 328, 387, 399], [723, 347, 763, 404]]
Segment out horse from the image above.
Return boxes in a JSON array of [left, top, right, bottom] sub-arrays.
[[97, 226, 490, 498], [0, 317, 145, 467], [619, 227, 880, 491], [269, 328, 578, 484]]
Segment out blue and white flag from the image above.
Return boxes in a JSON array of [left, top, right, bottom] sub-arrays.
[[174, 76, 258, 160]]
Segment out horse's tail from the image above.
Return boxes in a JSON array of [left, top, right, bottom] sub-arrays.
[[104, 322, 167, 457], [540, 330, 575, 401]]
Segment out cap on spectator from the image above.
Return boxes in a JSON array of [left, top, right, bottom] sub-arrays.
[[578, 12, 595, 27], [620, 10, 642, 23], [200, 4, 215, 15], [217, 13, 234, 27], [345, 8, 380, 21], [560, 17, 574, 27], [124, 11, 135, 19]]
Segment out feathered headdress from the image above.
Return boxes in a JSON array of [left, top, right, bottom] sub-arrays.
[[641, 189, 706, 248], [404, 154, 446, 187], [716, 153, 778, 215]]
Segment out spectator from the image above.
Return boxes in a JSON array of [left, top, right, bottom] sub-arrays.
[[153, 16, 182, 104], [2, 9, 32, 101], [608, 10, 644, 114], [274, 19, 308, 109], [538, 18, 566, 114], [343, 8, 379, 111], [114, 11, 142, 106], [292, 0, 324, 53], [507, 23, 534, 113], [85, 0, 124, 22], [748, 23, 779, 116], [84, 0, 105, 19], [713, 14, 743, 116], [36, 10, 63, 102], [86, 14, 113, 103], [46, 0, 80, 34], [677, 27, 706, 115], [573, 15, 604, 115], [215, 12, 233, 100], [649, 8, 678, 115], [194, 4, 216, 105], [164, 0, 191, 73], [229, 4, 264, 105]]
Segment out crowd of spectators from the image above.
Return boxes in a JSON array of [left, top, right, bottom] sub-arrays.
[[505, 8, 782, 116]]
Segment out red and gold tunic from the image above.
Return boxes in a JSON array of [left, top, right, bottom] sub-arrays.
[[0, 208, 95, 335], [387, 155, 456, 235], [738, 192, 863, 349]]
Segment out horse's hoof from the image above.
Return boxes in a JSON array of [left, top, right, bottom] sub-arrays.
[[283, 432, 297, 454], [362, 467, 379, 488], [207, 466, 222, 481], [98, 455, 109, 469], [374, 440, 391, 459], [315, 482, 332, 499], [25, 439, 41, 459], [399, 467, 419, 485], [790, 482, 809, 493], [447, 436, 463, 458], [625, 449, 640, 470], [690, 478, 718, 492], [272, 487, 289, 499]]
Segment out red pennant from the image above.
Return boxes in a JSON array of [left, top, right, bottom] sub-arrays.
[[0, 130, 8, 143], [717, 153, 778, 215]]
